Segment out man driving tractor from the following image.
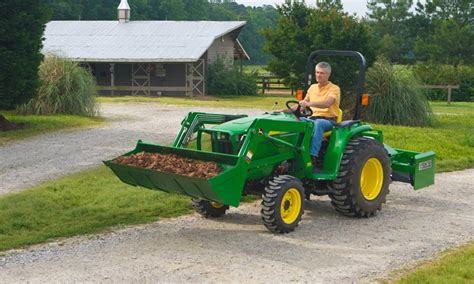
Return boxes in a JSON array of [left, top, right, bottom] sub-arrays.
[[284, 62, 340, 166]]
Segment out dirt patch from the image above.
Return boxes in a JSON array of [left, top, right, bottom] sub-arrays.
[[0, 114, 27, 132], [112, 151, 221, 179]]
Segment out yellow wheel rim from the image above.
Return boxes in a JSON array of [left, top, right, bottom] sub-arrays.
[[360, 158, 384, 200], [280, 188, 302, 224], [210, 202, 224, 209]]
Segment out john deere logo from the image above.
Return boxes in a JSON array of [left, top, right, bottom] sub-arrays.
[[419, 160, 432, 171]]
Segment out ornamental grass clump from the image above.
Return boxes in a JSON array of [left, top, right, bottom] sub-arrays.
[[364, 58, 432, 127], [18, 54, 98, 116]]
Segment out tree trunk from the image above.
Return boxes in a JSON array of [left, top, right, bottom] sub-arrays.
[[0, 113, 26, 131]]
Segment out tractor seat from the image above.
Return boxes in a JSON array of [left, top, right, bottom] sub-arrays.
[[323, 108, 343, 139]]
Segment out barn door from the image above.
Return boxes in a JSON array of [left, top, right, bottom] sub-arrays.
[[132, 63, 151, 96]]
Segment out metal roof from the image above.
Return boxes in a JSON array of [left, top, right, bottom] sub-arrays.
[[43, 21, 247, 63]]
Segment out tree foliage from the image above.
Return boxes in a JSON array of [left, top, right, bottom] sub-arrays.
[[0, 0, 50, 110], [366, 0, 414, 63], [414, 0, 474, 68], [263, 2, 375, 112]]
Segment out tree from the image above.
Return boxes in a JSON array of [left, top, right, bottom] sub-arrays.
[[263, 2, 375, 112], [0, 0, 50, 110], [239, 6, 280, 65], [316, 0, 343, 11], [42, 0, 81, 20], [415, 19, 473, 68], [417, 0, 473, 26], [183, 0, 209, 20], [366, 0, 414, 63], [414, 0, 474, 68]]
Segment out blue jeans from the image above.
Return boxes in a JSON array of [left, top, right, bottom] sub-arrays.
[[300, 118, 336, 156]]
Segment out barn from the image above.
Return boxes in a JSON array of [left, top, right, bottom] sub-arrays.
[[42, 0, 249, 96]]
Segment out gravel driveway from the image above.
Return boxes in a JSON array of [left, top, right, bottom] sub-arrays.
[[0, 102, 472, 282]]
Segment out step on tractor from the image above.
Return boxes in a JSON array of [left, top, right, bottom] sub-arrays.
[[105, 50, 436, 233]]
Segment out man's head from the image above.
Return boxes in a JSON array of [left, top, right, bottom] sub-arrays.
[[315, 62, 331, 85]]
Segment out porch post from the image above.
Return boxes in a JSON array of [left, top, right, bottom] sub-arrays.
[[110, 63, 115, 96]]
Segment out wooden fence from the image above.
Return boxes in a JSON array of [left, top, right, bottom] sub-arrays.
[[256, 75, 292, 95], [420, 85, 460, 104]]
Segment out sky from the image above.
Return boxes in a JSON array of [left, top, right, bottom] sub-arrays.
[[235, 0, 370, 17]]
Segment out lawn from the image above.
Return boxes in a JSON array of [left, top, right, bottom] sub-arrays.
[[374, 102, 474, 172], [392, 242, 474, 283], [0, 166, 192, 252], [0, 111, 104, 145]]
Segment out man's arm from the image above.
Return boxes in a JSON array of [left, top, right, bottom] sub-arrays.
[[299, 96, 336, 109]]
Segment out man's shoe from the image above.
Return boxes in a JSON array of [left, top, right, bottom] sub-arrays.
[[310, 155, 319, 166], [311, 156, 322, 173]]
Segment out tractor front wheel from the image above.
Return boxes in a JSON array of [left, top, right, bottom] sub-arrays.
[[192, 198, 229, 218], [261, 175, 305, 233], [329, 137, 391, 217]]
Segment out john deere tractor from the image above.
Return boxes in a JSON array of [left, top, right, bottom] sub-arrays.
[[105, 50, 435, 233]]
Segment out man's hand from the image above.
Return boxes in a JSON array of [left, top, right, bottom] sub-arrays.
[[299, 100, 310, 108]]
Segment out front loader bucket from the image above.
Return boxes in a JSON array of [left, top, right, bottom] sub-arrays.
[[388, 146, 436, 190], [104, 141, 246, 207]]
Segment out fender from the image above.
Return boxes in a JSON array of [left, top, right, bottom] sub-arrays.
[[311, 122, 383, 180]]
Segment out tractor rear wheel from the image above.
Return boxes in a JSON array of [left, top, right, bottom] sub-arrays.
[[261, 175, 305, 233], [192, 198, 229, 218], [329, 137, 391, 217]]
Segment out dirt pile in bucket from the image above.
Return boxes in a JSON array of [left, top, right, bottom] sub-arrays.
[[112, 152, 221, 179]]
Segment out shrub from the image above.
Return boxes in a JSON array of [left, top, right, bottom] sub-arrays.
[[412, 63, 474, 102], [364, 58, 433, 127], [207, 59, 257, 96], [18, 55, 98, 116]]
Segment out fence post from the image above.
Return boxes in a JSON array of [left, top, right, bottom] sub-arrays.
[[447, 86, 452, 105]]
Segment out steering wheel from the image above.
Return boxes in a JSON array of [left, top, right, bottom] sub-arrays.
[[285, 100, 313, 118]]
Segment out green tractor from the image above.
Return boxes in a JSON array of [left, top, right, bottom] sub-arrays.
[[105, 50, 435, 233]]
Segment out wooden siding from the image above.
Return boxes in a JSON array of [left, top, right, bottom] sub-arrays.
[[206, 34, 235, 66]]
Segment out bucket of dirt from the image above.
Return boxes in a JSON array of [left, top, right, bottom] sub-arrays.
[[104, 141, 245, 206]]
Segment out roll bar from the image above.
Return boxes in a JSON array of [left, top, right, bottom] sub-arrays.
[[303, 50, 366, 121]]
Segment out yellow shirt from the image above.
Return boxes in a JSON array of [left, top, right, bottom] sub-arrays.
[[304, 81, 340, 118]]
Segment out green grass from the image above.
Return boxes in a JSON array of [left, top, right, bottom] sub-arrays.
[[243, 65, 268, 74], [392, 241, 474, 283], [0, 166, 192, 252], [0, 111, 104, 146], [430, 101, 474, 116], [374, 109, 474, 172]]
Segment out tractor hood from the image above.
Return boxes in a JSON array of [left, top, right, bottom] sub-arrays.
[[212, 112, 299, 135]]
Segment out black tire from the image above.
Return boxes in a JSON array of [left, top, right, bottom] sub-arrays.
[[261, 175, 305, 233], [329, 137, 391, 217], [192, 198, 229, 218]]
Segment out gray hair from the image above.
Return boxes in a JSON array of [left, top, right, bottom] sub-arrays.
[[315, 62, 331, 74]]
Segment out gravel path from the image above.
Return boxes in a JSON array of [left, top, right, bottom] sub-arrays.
[[0, 103, 262, 195], [0, 102, 472, 282], [0, 170, 472, 283]]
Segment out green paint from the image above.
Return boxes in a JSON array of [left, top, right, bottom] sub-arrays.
[[105, 111, 436, 207]]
